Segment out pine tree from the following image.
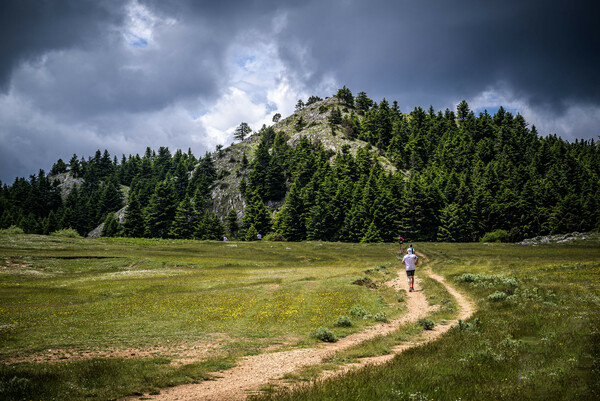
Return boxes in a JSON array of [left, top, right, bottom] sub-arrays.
[[69, 154, 81, 177], [234, 122, 252, 142], [242, 191, 271, 236], [274, 183, 304, 241], [42, 210, 59, 235], [102, 212, 120, 237], [201, 212, 225, 240], [169, 197, 197, 239], [266, 155, 286, 201], [226, 209, 239, 238], [244, 224, 258, 241], [122, 192, 145, 238], [99, 181, 124, 217], [361, 221, 383, 243], [145, 179, 177, 238]]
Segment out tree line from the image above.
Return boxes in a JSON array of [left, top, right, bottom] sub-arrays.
[[1, 87, 599, 242]]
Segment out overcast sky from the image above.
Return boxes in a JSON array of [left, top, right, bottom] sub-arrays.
[[1, 0, 598, 183]]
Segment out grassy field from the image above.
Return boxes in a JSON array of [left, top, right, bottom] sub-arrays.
[[0, 234, 404, 400], [256, 236, 600, 401], [2, 234, 599, 400]]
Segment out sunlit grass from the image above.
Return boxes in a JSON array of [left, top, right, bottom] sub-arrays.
[[0, 234, 406, 399], [254, 235, 600, 401]]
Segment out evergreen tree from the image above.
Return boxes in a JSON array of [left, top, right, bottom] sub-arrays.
[[51, 159, 68, 175], [69, 154, 81, 177], [275, 183, 305, 241], [336, 85, 354, 106], [242, 190, 271, 236], [234, 122, 252, 141], [226, 209, 239, 238], [361, 221, 383, 243], [102, 212, 120, 237], [145, 179, 177, 238], [266, 156, 286, 201], [244, 224, 258, 241], [200, 212, 225, 240], [169, 197, 197, 239], [42, 210, 59, 235], [328, 108, 342, 125], [99, 181, 124, 218], [122, 192, 145, 238]]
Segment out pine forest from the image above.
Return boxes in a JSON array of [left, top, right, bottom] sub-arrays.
[[1, 87, 599, 243]]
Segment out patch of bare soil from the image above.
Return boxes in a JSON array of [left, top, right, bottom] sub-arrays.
[[2, 338, 232, 365], [124, 252, 475, 401]]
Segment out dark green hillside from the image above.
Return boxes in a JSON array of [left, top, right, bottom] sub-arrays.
[[1, 88, 599, 241]]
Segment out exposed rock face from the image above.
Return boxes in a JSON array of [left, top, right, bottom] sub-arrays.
[[87, 206, 127, 238], [519, 232, 589, 245], [207, 96, 398, 222], [48, 172, 84, 200]]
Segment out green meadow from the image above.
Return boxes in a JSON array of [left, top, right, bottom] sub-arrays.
[[1, 233, 599, 400], [0, 234, 403, 400], [257, 236, 600, 401]]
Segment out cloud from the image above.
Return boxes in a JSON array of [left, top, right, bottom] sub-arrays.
[[1, 0, 598, 183]]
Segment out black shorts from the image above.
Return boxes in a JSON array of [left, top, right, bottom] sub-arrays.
[[406, 269, 415, 277]]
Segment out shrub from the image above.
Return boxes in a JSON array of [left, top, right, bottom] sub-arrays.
[[457, 317, 481, 331], [488, 291, 508, 302], [263, 232, 286, 241], [50, 228, 82, 238], [455, 273, 519, 288], [350, 305, 368, 318], [244, 225, 258, 241], [480, 229, 508, 243], [417, 318, 435, 330], [0, 225, 24, 235], [333, 316, 352, 327], [373, 312, 388, 323], [313, 327, 336, 342], [318, 105, 328, 114], [456, 273, 479, 283]]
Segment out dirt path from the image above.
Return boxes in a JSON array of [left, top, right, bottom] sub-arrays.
[[125, 254, 476, 401]]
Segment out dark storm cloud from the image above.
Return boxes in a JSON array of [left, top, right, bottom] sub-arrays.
[[275, 0, 599, 112], [0, 0, 125, 92], [1, 0, 598, 183]]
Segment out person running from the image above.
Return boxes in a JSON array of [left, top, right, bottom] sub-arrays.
[[402, 247, 419, 292], [398, 235, 404, 252]]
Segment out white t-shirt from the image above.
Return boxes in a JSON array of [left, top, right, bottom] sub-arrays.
[[402, 254, 418, 271]]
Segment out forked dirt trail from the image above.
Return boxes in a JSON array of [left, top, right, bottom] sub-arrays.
[[126, 252, 475, 401]]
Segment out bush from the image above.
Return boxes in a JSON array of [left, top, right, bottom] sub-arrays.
[[480, 229, 508, 243], [263, 232, 286, 241], [0, 225, 24, 235], [313, 327, 336, 342], [373, 312, 388, 323], [417, 318, 435, 330], [488, 291, 508, 302], [50, 228, 82, 238], [350, 305, 368, 318], [457, 318, 480, 331], [333, 316, 352, 327], [244, 225, 258, 241], [455, 273, 518, 288]]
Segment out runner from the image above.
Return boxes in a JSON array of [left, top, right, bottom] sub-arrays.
[[402, 247, 419, 292], [398, 235, 404, 252]]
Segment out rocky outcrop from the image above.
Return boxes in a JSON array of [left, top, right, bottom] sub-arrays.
[[519, 232, 590, 245], [87, 206, 127, 238], [48, 172, 84, 200]]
